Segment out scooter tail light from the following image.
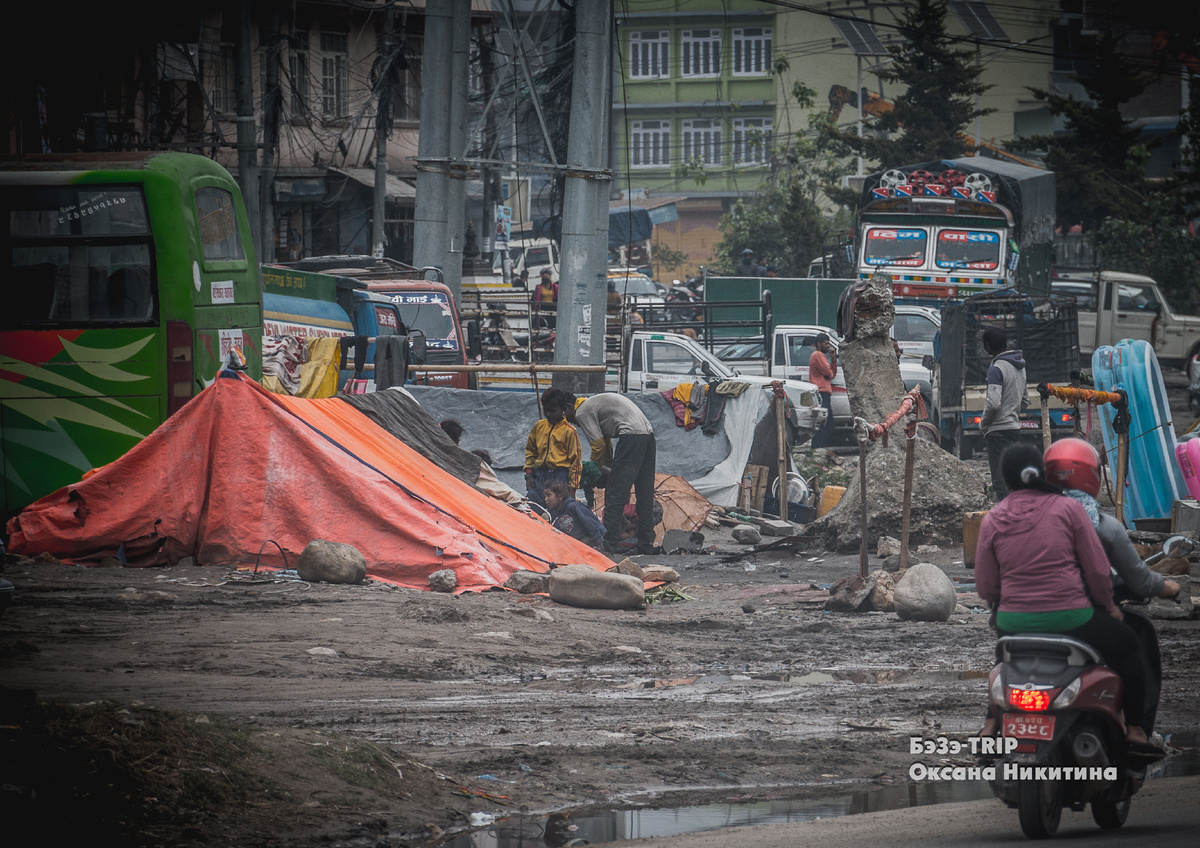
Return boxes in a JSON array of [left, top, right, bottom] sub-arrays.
[[1050, 677, 1081, 709], [1009, 687, 1054, 711]]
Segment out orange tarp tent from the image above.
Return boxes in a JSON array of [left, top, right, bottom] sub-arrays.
[[7, 372, 612, 591]]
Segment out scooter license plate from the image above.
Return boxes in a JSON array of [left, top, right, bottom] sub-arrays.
[[1003, 713, 1055, 740]]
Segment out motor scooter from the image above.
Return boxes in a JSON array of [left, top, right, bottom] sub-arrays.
[[985, 534, 1193, 838]]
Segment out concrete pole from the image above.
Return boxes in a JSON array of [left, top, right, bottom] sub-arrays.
[[443, 0, 471, 300], [236, 0, 262, 262], [373, 3, 393, 260], [412, 0, 453, 282], [554, 0, 612, 394]]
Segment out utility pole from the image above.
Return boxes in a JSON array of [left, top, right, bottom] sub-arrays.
[[413, 0, 453, 285], [443, 0, 470, 299], [236, 0, 262, 261], [373, 2, 394, 260], [554, 0, 612, 394], [260, 5, 281, 264]]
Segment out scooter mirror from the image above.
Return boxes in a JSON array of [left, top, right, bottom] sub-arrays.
[[1161, 534, 1195, 559]]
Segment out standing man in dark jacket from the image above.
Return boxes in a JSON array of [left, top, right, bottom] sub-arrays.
[[980, 326, 1028, 499]]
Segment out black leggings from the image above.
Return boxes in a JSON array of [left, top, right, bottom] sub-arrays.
[[1000, 610, 1147, 732]]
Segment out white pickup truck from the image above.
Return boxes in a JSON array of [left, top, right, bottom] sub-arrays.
[[1052, 269, 1200, 369], [620, 330, 827, 441]]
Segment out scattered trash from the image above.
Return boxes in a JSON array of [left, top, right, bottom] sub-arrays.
[[645, 585, 691, 604]]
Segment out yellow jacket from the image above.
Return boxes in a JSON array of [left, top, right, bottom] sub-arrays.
[[524, 418, 582, 489]]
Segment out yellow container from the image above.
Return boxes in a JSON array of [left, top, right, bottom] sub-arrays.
[[963, 510, 989, 567], [817, 485, 846, 518]]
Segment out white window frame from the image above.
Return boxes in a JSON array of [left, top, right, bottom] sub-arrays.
[[630, 120, 671, 169], [288, 48, 309, 117], [681, 119, 721, 166], [680, 29, 721, 78], [732, 117, 772, 166], [629, 30, 670, 80], [320, 30, 349, 120], [732, 27, 773, 76]]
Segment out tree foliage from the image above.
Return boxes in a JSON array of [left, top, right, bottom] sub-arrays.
[[1012, 29, 1154, 232], [713, 76, 850, 275], [820, 0, 992, 170], [1092, 193, 1200, 313]]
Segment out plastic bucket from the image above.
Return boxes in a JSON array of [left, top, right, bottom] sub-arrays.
[[963, 510, 989, 568], [817, 485, 846, 518]]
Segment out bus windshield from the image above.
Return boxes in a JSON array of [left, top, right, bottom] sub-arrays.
[[863, 228, 927, 267], [386, 290, 459, 350]]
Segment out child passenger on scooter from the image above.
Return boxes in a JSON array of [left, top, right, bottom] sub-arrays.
[[973, 443, 1161, 757]]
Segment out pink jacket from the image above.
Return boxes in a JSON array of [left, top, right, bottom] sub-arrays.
[[974, 489, 1116, 615]]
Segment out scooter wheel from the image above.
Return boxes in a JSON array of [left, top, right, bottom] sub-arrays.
[[1091, 797, 1130, 829], [1018, 774, 1063, 838]]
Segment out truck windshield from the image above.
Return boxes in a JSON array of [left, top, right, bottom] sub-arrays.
[[385, 291, 459, 350], [934, 230, 1000, 270], [863, 228, 927, 267]]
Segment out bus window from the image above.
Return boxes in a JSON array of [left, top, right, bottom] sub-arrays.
[[389, 291, 458, 350], [934, 229, 1000, 270], [3, 186, 155, 326], [863, 228, 927, 267], [195, 186, 244, 262]]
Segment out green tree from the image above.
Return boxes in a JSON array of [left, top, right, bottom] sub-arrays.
[[820, 0, 992, 170], [1012, 29, 1154, 232], [714, 76, 846, 275]]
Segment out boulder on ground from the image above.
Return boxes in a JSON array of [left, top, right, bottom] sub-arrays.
[[504, 570, 551, 595], [894, 562, 956, 622], [609, 559, 645, 580], [877, 536, 901, 558], [641, 565, 680, 584], [549, 564, 645, 610], [296, 539, 367, 585], [732, 525, 762, 545], [825, 569, 895, 612], [1146, 592, 1194, 620], [428, 569, 458, 593]]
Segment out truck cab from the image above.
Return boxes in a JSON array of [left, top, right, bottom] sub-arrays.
[[1051, 268, 1200, 369], [623, 330, 826, 441], [362, 280, 472, 388]]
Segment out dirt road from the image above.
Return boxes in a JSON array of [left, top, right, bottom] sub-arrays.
[[2, 530, 1198, 845]]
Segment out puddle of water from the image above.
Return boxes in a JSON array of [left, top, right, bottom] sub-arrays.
[[441, 731, 1198, 847], [753, 668, 989, 685]]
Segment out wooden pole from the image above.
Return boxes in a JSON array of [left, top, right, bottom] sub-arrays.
[[899, 416, 916, 572], [775, 392, 788, 522], [1115, 431, 1127, 527], [858, 433, 869, 578], [1040, 396, 1051, 452]]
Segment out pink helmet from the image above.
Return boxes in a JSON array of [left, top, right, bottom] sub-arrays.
[[1043, 438, 1101, 497]]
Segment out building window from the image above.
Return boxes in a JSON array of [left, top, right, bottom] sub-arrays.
[[213, 43, 236, 114], [682, 119, 721, 165], [732, 27, 772, 76], [288, 48, 309, 117], [397, 37, 422, 121], [321, 31, 349, 119], [732, 117, 772, 166], [631, 120, 671, 168], [629, 31, 669, 79], [681, 29, 721, 77]]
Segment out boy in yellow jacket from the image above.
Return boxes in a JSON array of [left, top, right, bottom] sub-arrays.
[[524, 388, 582, 508]]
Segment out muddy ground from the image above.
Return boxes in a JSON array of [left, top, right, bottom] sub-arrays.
[[2, 376, 1199, 847]]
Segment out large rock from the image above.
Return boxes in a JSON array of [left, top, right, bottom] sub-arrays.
[[807, 273, 989, 553], [296, 540, 367, 585], [548, 564, 645, 610], [732, 525, 762, 545], [825, 569, 895, 612], [894, 562, 957, 622], [504, 570, 551, 594], [428, 569, 458, 593]]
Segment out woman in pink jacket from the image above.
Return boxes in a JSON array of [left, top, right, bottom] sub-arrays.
[[974, 443, 1157, 754]]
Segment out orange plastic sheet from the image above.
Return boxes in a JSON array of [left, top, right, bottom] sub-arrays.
[[7, 373, 611, 591]]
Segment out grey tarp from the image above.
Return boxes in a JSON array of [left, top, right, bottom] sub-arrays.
[[341, 388, 482, 486], [404, 386, 732, 494]]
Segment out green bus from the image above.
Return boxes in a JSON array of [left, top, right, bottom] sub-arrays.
[[1, 151, 262, 517]]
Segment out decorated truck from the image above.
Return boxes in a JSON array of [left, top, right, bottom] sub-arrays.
[[856, 157, 1055, 301]]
